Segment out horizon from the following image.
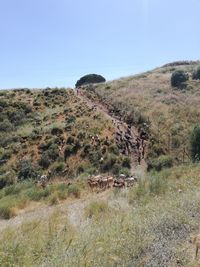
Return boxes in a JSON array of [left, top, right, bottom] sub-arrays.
[[0, 0, 200, 88], [0, 59, 199, 90]]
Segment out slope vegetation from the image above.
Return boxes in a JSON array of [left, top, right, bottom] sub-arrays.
[[85, 61, 200, 168]]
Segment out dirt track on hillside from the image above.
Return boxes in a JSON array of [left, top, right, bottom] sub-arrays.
[[76, 89, 147, 176]]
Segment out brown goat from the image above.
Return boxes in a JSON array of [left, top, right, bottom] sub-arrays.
[[88, 180, 99, 191]]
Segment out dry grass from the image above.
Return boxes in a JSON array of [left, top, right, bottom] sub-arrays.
[[90, 62, 200, 163], [1, 164, 200, 266]]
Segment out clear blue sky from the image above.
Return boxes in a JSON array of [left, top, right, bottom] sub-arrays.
[[0, 0, 199, 88]]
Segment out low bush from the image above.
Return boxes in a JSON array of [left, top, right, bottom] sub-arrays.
[[0, 195, 29, 219], [38, 153, 51, 169], [190, 125, 200, 162], [50, 162, 65, 175], [0, 202, 17, 219], [26, 186, 52, 201], [51, 127, 63, 136], [0, 171, 16, 189], [0, 119, 14, 132], [122, 157, 131, 168], [18, 160, 40, 180], [101, 153, 117, 172], [192, 65, 200, 80], [64, 142, 80, 161], [147, 155, 173, 171], [171, 70, 189, 88]]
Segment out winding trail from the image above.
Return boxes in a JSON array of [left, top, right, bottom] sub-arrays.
[[76, 89, 147, 176]]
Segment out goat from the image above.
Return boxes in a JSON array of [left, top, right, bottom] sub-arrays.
[[107, 176, 114, 188], [125, 177, 136, 187], [88, 180, 99, 191], [113, 178, 125, 188], [99, 178, 109, 190]]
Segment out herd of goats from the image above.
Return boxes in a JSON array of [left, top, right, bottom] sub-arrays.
[[37, 174, 137, 192], [87, 174, 137, 191]]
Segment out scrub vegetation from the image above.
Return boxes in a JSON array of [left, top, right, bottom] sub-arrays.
[[1, 61, 200, 266]]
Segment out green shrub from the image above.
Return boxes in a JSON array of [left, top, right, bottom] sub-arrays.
[[192, 65, 200, 80], [119, 167, 131, 177], [64, 142, 80, 161], [75, 74, 106, 87], [0, 149, 12, 160], [38, 153, 51, 169], [0, 119, 14, 132], [0, 202, 17, 219], [122, 157, 131, 168], [18, 160, 40, 180], [26, 187, 51, 201], [56, 183, 69, 200], [148, 155, 173, 171], [190, 125, 200, 162], [47, 144, 60, 161], [66, 136, 75, 144], [0, 169, 16, 189], [50, 162, 65, 175], [51, 127, 63, 136], [112, 163, 121, 175], [4, 182, 32, 196], [171, 70, 189, 88], [7, 109, 26, 126], [101, 153, 117, 172], [108, 144, 119, 155]]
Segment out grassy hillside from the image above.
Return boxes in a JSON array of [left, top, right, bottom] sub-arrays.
[[0, 88, 133, 217], [84, 61, 200, 167], [0, 87, 132, 182], [1, 62, 200, 266]]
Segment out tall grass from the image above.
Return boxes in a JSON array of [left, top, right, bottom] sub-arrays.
[[1, 165, 200, 265], [0, 182, 81, 219], [85, 200, 110, 219]]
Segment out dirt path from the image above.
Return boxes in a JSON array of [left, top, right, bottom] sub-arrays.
[[76, 90, 147, 176]]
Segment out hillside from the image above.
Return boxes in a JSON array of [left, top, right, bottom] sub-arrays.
[[83, 61, 200, 167], [1, 62, 200, 266], [0, 88, 132, 182]]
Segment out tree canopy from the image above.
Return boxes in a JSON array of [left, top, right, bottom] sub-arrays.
[[75, 74, 106, 88]]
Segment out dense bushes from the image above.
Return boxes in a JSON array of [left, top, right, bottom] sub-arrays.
[[75, 74, 106, 87], [192, 65, 200, 80], [18, 160, 40, 180], [190, 125, 200, 162], [0, 119, 14, 132], [39, 144, 60, 169], [51, 127, 63, 136], [0, 171, 16, 189], [171, 70, 189, 88]]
